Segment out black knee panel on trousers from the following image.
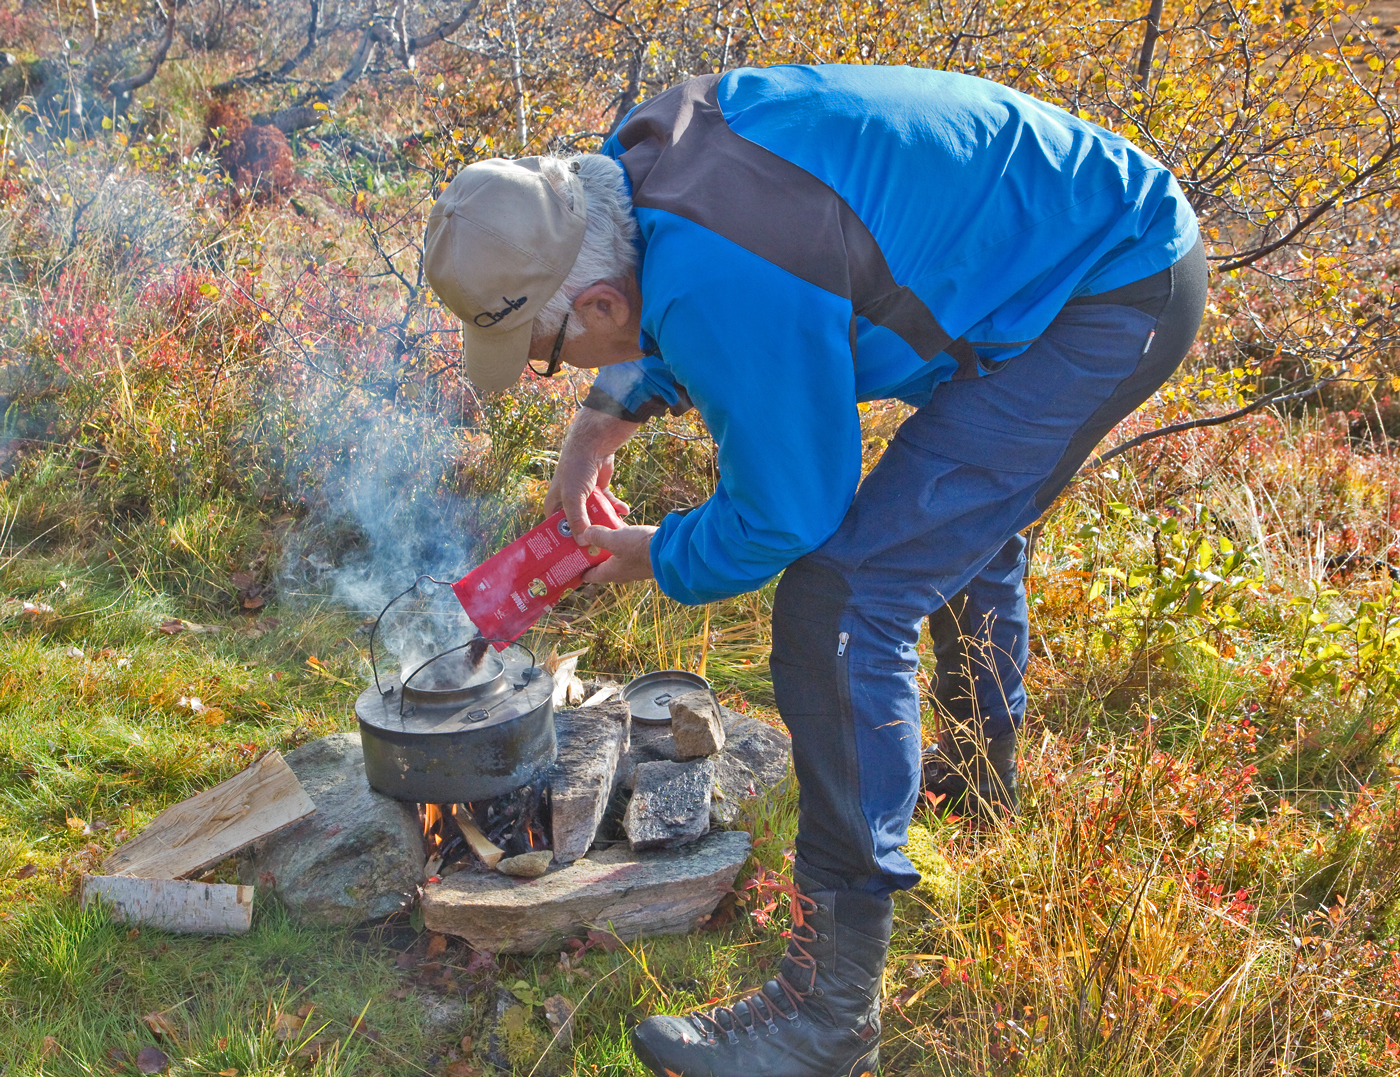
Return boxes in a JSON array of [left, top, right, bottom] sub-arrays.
[[771, 556, 880, 890]]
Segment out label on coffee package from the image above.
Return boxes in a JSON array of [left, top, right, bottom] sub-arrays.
[[452, 488, 623, 645]]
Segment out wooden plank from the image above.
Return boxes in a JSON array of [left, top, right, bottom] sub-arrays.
[[103, 751, 316, 879], [83, 875, 254, 935]]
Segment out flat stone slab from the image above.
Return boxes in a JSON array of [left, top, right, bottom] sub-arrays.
[[625, 759, 713, 852], [546, 700, 631, 864], [238, 732, 423, 926], [422, 830, 751, 953]]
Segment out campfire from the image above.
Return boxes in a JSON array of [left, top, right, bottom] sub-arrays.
[[419, 776, 553, 879]]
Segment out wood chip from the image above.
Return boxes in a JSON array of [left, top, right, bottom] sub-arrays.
[[454, 813, 504, 870], [580, 684, 618, 707]]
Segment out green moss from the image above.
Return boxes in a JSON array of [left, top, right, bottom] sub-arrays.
[[902, 823, 961, 906], [501, 1005, 549, 1072]]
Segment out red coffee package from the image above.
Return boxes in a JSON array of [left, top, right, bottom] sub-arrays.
[[453, 488, 624, 645]]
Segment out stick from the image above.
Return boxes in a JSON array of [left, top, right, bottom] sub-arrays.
[[454, 811, 504, 869]]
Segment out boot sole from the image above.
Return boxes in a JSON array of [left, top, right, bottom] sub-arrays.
[[630, 1030, 879, 1077]]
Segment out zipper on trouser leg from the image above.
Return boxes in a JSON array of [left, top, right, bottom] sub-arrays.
[[831, 621, 877, 877]]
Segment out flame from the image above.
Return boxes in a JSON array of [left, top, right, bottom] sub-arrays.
[[422, 802, 443, 839]]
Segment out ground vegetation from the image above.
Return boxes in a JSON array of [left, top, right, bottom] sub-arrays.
[[2, 1, 1400, 1074]]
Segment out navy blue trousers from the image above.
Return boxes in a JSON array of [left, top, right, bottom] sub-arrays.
[[770, 240, 1207, 893]]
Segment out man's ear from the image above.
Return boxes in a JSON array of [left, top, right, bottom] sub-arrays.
[[571, 281, 632, 330]]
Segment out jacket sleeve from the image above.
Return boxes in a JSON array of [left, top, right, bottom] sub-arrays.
[[584, 357, 695, 423], [641, 217, 864, 604]]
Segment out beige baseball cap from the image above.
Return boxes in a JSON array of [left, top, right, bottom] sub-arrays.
[[424, 157, 587, 392]]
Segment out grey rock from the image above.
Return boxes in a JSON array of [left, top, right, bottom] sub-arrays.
[[669, 690, 726, 760], [617, 722, 682, 790], [497, 850, 552, 878], [543, 994, 576, 1048], [238, 732, 423, 925], [419, 995, 467, 1035], [624, 759, 714, 852], [711, 715, 793, 825], [618, 709, 792, 824], [546, 700, 631, 864], [422, 830, 752, 953]]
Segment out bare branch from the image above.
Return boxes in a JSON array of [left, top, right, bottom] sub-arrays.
[[1135, 0, 1165, 89], [211, 0, 321, 93], [278, 0, 323, 77], [107, 5, 175, 98], [257, 21, 379, 132], [1212, 138, 1400, 272], [409, 0, 479, 51], [1089, 380, 1331, 468]]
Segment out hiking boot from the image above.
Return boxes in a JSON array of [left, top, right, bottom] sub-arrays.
[[921, 728, 1018, 818], [630, 873, 892, 1077]]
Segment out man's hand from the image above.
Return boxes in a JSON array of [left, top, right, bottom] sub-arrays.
[[580, 524, 657, 584], [545, 408, 641, 540]]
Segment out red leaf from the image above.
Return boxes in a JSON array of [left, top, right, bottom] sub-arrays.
[[14, 863, 37, 880], [586, 929, 623, 953]]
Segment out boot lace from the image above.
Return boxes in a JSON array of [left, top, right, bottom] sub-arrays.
[[688, 884, 821, 1045]]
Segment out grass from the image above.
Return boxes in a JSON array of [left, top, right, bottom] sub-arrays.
[[2, 456, 1399, 1075]]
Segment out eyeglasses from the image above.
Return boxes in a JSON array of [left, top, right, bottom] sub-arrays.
[[527, 314, 569, 378]]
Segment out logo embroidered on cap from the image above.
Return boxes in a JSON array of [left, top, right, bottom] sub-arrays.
[[473, 295, 528, 327]]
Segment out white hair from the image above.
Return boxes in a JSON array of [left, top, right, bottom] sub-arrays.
[[535, 154, 637, 340]]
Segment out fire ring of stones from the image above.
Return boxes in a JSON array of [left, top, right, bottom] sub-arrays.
[[240, 693, 791, 953]]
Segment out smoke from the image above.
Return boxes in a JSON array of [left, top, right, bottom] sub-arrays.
[[0, 94, 535, 682], [280, 407, 497, 680]]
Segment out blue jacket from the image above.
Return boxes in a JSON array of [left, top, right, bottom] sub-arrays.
[[587, 64, 1198, 604]]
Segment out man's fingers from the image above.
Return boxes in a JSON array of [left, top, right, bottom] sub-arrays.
[[604, 490, 630, 516], [581, 559, 626, 584], [578, 524, 617, 549], [564, 492, 593, 543]]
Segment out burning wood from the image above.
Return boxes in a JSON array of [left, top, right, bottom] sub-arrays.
[[455, 814, 504, 870], [418, 776, 551, 877], [467, 775, 550, 858]]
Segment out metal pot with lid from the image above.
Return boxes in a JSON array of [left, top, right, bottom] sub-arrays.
[[357, 580, 556, 803]]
